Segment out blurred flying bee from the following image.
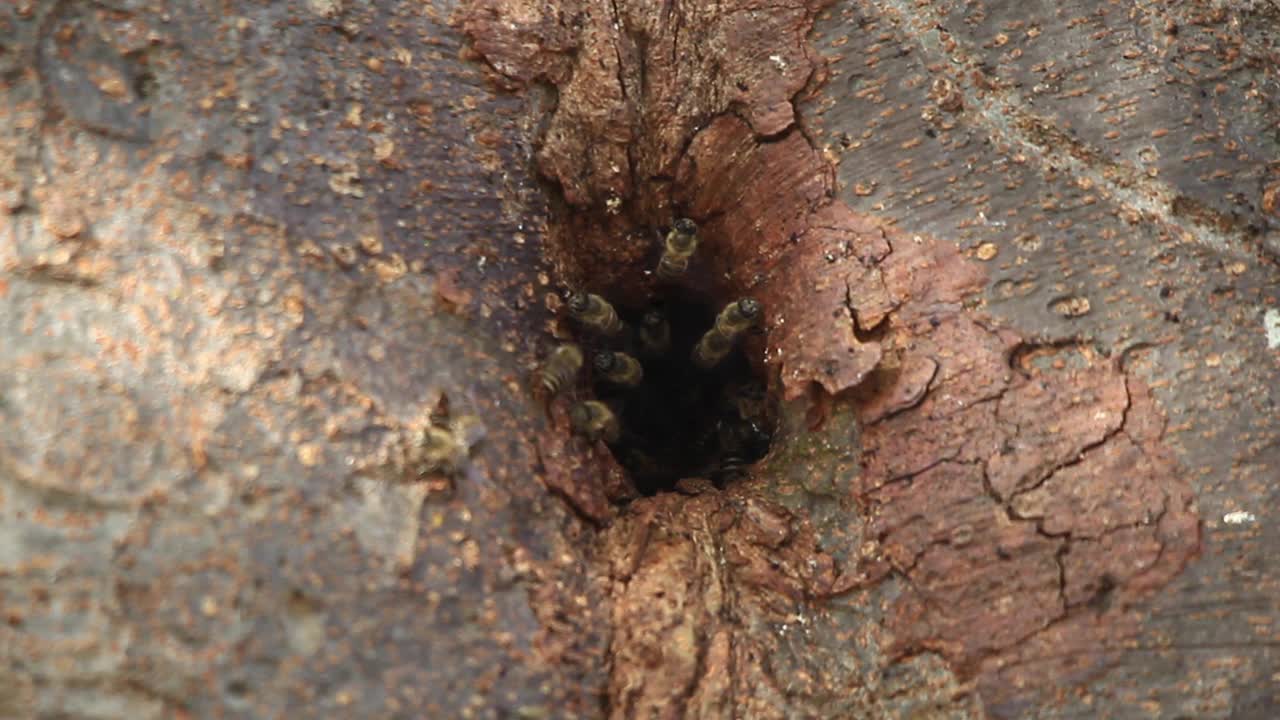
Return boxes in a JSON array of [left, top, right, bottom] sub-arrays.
[[429, 393, 452, 427], [693, 298, 761, 368], [655, 218, 699, 280], [407, 414, 486, 477], [569, 400, 621, 444], [566, 291, 625, 336], [593, 349, 643, 387], [537, 343, 584, 397], [638, 309, 671, 356]]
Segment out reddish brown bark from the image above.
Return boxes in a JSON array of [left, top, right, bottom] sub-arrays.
[[462, 0, 1209, 715]]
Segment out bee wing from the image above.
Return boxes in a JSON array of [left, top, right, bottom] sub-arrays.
[[453, 415, 487, 450]]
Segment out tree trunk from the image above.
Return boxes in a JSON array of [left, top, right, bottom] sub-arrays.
[[1, 0, 1277, 717]]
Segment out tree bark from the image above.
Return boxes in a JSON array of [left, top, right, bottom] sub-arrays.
[[1, 0, 1277, 718]]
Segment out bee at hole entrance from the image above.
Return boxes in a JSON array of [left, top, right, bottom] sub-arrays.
[[538, 223, 775, 495], [591, 291, 776, 496]]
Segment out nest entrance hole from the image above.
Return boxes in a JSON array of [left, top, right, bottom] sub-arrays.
[[591, 289, 775, 496]]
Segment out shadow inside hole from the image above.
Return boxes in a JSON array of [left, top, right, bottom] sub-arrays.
[[592, 291, 774, 495]]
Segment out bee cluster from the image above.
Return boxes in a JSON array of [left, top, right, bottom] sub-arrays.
[[537, 220, 775, 495]]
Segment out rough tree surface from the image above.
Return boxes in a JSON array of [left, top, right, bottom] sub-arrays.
[[1, 0, 1278, 718]]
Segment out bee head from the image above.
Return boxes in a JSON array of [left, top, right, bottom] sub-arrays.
[[673, 218, 697, 236], [641, 310, 664, 328], [593, 350, 618, 372], [737, 298, 761, 319], [566, 291, 590, 313]]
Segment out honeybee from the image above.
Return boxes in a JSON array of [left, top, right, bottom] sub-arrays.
[[712, 451, 750, 483], [718, 298, 762, 335], [708, 417, 771, 484], [693, 298, 762, 368], [930, 76, 963, 113], [566, 291, 625, 336], [407, 415, 486, 477], [656, 218, 699, 280], [569, 400, 621, 444], [537, 343, 584, 396], [723, 380, 768, 423], [692, 330, 733, 369], [592, 349, 644, 387], [638, 309, 671, 356]]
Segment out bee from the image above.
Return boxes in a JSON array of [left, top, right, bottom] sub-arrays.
[[723, 380, 768, 423], [638, 309, 671, 356], [536, 343, 584, 396], [569, 400, 621, 444], [930, 76, 963, 113], [712, 452, 751, 483], [592, 349, 643, 387], [692, 330, 734, 370], [717, 298, 762, 336], [709, 417, 770, 484], [407, 415, 486, 477], [655, 218, 699, 280], [692, 298, 762, 368], [566, 291, 625, 336], [429, 393, 452, 427]]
